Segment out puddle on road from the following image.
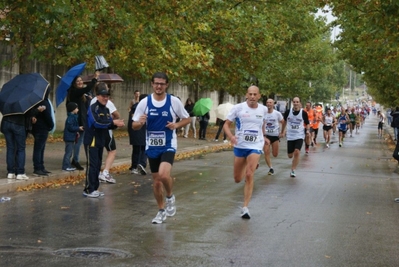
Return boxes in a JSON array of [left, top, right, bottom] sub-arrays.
[[53, 247, 133, 259], [0, 245, 133, 260]]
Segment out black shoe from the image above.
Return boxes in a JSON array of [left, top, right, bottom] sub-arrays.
[[137, 164, 147, 175], [42, 169, 51, 174], [72, 160, 84, 171], [33, 170, 48, 176]]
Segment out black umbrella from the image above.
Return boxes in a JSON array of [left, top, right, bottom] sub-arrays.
[[0, 73, 50, 116]]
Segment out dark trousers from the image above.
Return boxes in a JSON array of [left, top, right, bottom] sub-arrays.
[[132, 145, 147, 168], [83, 144, 103, 193], [32, 130, 49, 171], [199, 121, 208, 139], [214, 120, 226, 140], [1, 121, 26, 174]]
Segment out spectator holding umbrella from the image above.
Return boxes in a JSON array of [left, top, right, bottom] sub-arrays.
[[66, 70, 99, 171]]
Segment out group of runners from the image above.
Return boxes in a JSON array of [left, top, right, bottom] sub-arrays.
[[223, 87, 372, 219]]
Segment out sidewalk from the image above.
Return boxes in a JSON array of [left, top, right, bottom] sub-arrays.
[[0, 128, 231, 194]]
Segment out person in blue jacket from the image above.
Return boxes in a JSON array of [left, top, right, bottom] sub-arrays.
[[62, 102, 83, 171], [82, 82, 125, 198]]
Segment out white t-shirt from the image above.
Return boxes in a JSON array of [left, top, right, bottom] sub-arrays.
[[90, 97, 117, 114], [264, 109, 283, 137], [226, 102, 267, 150]]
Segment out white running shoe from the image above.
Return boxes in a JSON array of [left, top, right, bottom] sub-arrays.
[[83, 191, 100, 198], [152, 210, 166, 224], [16, 174, 29, 180], [7, 173, 15, 179], [99, 172, 116, 184], [165, 195, 176, 217], [241, 207, 251, 219]]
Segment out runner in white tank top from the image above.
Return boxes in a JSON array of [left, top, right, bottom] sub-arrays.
[[263, 98, 284, 175], [280, 97, 310, 178], [224, 86, 267, 219]]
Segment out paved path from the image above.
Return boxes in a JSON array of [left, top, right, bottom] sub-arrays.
[[0, 127, 230, 194]]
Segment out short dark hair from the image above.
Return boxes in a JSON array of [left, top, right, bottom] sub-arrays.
[[151, 72, 169, 83], [94, 82, 108, 95]]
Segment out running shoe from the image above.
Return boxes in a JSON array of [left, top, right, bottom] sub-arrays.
[[7, 173, 15, 179], [268, 168, 274, 175], [241, 207, 251, 219], [83, 191, 100, 198], [326, 144, 329, 148], [290, 171, 296, 178], [152, 210, 167, 224], [165, 195, 176, 216], [137, 164, 147, 175], [16, 174, 29, 180], [131, 168, 139, 174], [99, 172, 116, 184], [93, 190, 105, 197], [339, 143, 342, 147]]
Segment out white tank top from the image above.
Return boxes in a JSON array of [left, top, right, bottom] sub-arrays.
[[286, 108, 305, 141], [324, 115, 333, 126], [264, 110, 283, 137]]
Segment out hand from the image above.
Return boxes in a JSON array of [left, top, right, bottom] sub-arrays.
[[166, 121, 177, 130], [79, 126, 84, 131], [139, 114, 147, 125], [31, 117, 37, 124], [94, 70, 100, 79], [114, 119, 125, 127], [229, 136, 237, 145]]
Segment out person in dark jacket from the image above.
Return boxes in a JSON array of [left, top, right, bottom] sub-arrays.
[[66, 71, 99, 170], [31, 90, 55, 176], [1, 113, 30, 180], [83, 83, 125, 198], [390, 107, 399, 142], [183, 98, 196, 138], [199, 112, 210, 140], [62, 102, 83, 171], [129, 94, 148, 175]]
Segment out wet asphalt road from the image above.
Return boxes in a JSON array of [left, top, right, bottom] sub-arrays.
[[1, 115, 399, 267]]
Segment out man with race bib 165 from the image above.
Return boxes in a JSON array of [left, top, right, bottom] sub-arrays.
[[132, 72, 190, 224]]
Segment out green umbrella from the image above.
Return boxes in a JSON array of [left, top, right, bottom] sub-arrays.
[[193, 98, 213, 116]]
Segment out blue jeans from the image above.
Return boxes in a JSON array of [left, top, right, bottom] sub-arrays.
[[73, 131, 84, 163], [1, 121, 26, 174], [32, 130, 49, 171], [62, 141, 74, 169]]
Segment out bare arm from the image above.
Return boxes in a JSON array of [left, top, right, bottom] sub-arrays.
[[223, 120, 237, 145]]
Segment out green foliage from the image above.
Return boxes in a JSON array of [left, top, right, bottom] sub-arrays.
[[0, 0, 342, 103], [324, 1, 399, 106]]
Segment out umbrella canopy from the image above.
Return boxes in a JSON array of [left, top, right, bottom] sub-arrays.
[[0, 73, 50, 116], [56, 62, 86, 107], [81, 73, 123, 84], [215, 103, 234, 121], [193, 98, 213, 116]]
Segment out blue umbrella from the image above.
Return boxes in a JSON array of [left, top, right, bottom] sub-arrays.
[[0, 73, 50, 116], [56, 62, 86, 107]]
